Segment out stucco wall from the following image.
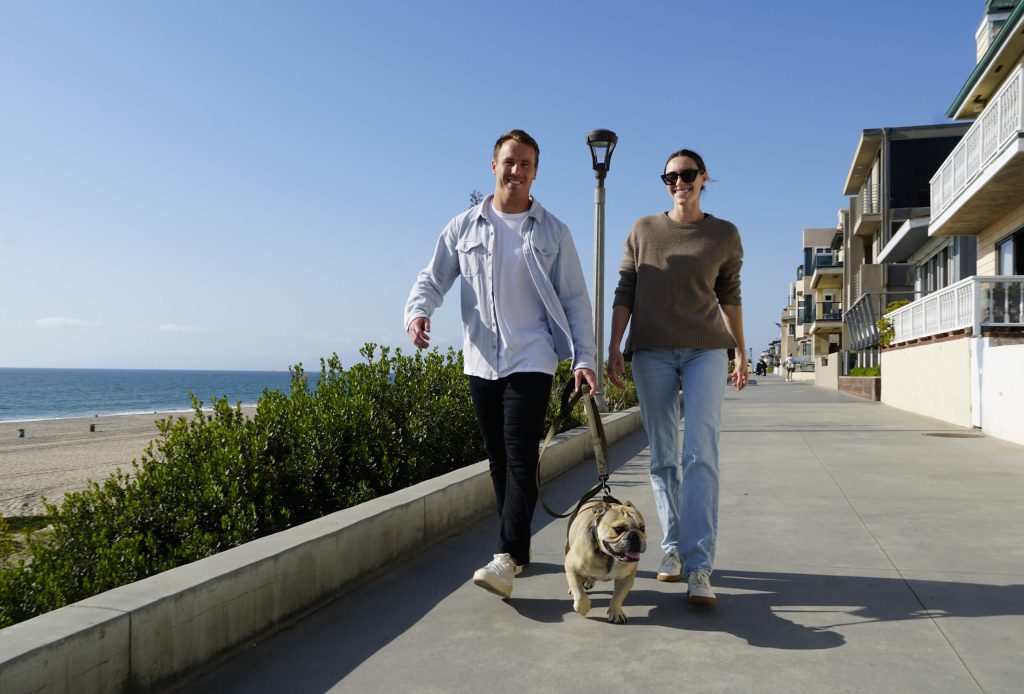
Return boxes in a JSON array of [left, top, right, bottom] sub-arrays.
[[815, 354, 838, 390], [977, 337, 1024, 446], [881, 338, 973, 427]]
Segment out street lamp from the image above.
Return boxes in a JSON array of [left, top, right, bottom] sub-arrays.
[[587, 129, 617, 410]]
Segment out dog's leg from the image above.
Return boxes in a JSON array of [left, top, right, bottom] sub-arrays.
[[607, 573, 636, 624], [566, 571, 591, 618]]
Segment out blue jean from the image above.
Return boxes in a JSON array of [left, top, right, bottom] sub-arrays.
[[631, 348, 727, 575]]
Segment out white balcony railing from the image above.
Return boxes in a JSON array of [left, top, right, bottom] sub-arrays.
[[888, 275, 1024, 344], [852, 181, 881, 230], [930, 64, 1024, 217]]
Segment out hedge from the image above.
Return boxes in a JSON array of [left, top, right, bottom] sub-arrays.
[[0, 344, 636, 627]]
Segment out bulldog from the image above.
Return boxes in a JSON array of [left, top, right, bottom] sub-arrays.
[[564, 499, 647, 624]]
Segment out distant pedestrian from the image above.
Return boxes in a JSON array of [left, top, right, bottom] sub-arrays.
[[607, 147, 746, 606], [756, 359, 767, 376], [404, 129, 598, 600], [785, 353, 796, 382]]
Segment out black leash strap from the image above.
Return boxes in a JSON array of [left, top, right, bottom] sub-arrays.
[[536, 379, 617, 520]]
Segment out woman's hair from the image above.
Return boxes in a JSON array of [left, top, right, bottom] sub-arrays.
[[664, 148, 711, 191]]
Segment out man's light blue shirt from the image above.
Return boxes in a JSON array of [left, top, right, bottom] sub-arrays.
[[404, 194, 597, 380]]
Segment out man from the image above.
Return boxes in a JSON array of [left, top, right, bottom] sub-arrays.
[[405, 129, 598, 598], [785, 353, 796, 382]]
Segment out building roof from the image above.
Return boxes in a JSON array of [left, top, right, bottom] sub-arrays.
[[842, 123, 972, 195], [948, 1, 1024, 118]]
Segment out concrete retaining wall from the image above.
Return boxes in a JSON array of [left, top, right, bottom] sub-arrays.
[[0, 408, 643, 693]]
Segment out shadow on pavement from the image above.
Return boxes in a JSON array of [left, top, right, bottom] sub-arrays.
[[502, 569, 1024, 651]]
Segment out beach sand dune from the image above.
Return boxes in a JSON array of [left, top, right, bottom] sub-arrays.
[[1, 408, 257, 518]]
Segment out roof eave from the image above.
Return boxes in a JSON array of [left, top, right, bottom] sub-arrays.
[[948, 2, 1024, 119]]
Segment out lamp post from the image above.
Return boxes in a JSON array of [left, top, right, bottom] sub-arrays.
[[587, 129, 617, 411]]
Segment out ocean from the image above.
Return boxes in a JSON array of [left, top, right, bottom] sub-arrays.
[[0, 368, 310, 423]]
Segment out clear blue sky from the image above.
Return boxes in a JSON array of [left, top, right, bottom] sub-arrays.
[[1, 0, 982, 371]]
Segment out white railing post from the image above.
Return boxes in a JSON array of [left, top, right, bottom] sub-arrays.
[[973, 277, 983, 336]]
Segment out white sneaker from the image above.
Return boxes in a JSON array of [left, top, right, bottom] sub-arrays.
[[656, 550, 682, 582], [473, 553, 515, 598], [687, 568, 716, 604]]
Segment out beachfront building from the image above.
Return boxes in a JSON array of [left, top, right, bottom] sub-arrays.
[[805, 225, 845, 388], [779, 227, 842, 381], [882, 0, 1024, 446], [762, 338, 781, 372], [840, 122, 971, 371], [779, 274, 801, 374]]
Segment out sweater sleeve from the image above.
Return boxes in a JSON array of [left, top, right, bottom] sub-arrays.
[[714, 226, 743, 306], [612, 226, 638, 310]]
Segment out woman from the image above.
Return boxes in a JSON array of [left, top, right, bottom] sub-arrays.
[[607, 148, 746, 605]]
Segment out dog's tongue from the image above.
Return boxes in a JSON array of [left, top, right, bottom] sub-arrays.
[[626, 551, 641, 561]]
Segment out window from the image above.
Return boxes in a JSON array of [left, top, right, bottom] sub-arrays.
[[996, 228, 1023, 275]]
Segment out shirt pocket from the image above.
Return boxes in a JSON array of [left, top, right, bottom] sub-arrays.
[[456, 237, 487, 277], [530, 236, 558, 274]]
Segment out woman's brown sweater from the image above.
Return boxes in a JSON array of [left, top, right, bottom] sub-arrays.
[[613, 212, 743, 357]]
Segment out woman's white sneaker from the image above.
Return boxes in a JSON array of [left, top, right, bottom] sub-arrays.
[[656, 549, 682, 582], [687, 568, 716, 604]]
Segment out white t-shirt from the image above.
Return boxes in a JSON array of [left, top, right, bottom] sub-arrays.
[[489, 203, 558, 377]]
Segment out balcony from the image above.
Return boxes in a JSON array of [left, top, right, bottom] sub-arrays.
[[853, 181, 881, 237], [887, 275, 1024, 344], [846, 290, 918, 350], [811, 251, 843, 289], [809, 301, 844, 336], [851, 263, 915, 304], [930, 64, 1024, 237], [853, 265, 884, 302]]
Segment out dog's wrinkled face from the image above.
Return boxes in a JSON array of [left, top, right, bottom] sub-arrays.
[[594, 501, 647, 563]]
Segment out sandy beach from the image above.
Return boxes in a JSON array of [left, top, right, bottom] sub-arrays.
[[0, 408, 257, 518]]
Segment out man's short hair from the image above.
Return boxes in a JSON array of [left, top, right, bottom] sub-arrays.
[[493, 129, 540, 166]]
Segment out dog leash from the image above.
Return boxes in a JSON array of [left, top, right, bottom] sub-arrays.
[[536, 379, 620, 523]]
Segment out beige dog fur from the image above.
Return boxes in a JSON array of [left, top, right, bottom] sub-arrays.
[[564, 499, 647, 624]]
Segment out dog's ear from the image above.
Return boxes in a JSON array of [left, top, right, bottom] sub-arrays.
[[623, 501, 635, 508], [592, 502, 609, 515]]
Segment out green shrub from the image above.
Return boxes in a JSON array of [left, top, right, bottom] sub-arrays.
[[877, 300, 911, 347], [849, 366, 881, 377], [0, 344, 638, 628]]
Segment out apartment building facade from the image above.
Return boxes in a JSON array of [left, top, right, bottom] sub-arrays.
[[879, 0, 1024, 445], [840, 123, 972, 370]]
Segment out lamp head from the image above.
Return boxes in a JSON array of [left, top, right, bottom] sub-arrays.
[[587, 129, 618, 181]]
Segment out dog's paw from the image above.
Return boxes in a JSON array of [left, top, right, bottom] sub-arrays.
[[582, 577, 594, 591], [607, 607, 627, 624], [573, 595, 591, 617]]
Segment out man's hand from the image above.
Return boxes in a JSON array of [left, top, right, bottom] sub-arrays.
[[607, 346, 625, 388], [408, 317, 431, 349], [574, 367, 598, 394]]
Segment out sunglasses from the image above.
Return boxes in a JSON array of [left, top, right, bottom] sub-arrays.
[[660, 168, 704, 185]]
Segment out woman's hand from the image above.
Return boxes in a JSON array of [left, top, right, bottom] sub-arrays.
[[731, 357, 748, 391], [607, 346, 626, 388]]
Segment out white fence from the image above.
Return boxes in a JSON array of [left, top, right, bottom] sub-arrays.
[[930, 64, 1023, 217], [889, 276, 1024, 344]]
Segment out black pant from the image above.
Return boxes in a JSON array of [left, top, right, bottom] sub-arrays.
[[468, 372, 553, 567]]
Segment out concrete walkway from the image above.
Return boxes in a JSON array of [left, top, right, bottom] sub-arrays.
[[182, 375, 1024, 693]]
